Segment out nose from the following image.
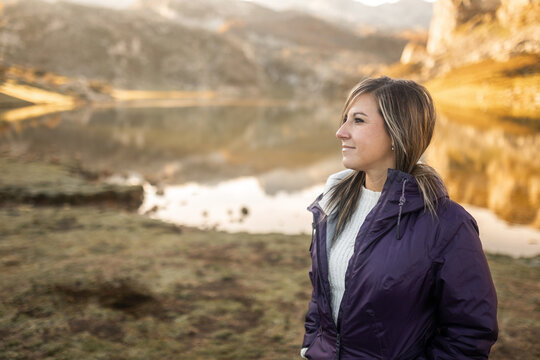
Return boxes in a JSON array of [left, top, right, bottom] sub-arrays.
[[336, 122, 349, 140]]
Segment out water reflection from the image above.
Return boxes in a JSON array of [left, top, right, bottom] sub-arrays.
[[427, 112, 540, 229], [1, 101, 538, 248], [0, 103, 341, 184], [139, 176, 323, 235], [135, 175, 540, 257]]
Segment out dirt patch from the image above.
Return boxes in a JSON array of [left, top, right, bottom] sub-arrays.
[[53, 279, 173, 320]]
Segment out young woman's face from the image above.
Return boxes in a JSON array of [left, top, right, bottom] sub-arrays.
[[336, 93, 395, 173]]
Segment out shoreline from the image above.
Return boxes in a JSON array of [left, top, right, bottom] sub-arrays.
[[0, 79, 329, 124], [2, 154, 539, 258]]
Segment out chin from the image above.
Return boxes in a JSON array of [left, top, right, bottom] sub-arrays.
[[342, 161, 361, 171]]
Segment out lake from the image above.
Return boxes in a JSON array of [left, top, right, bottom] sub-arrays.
[[1, 100, 539, 257]]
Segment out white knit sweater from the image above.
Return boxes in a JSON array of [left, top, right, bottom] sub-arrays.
[[301, 170, 380, 359], [328, 186, 381, 323]]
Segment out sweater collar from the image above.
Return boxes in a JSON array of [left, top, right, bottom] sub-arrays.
[[312, 168, 447, 219]]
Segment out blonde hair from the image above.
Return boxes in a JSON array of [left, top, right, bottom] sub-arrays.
[[328, 76, 446, 239]]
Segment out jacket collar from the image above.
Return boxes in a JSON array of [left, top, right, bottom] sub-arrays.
[[375, 168, 448, 239], [378, 168, 448, 216], [318, 169, 354, 216], [309, 168, 448, 239]]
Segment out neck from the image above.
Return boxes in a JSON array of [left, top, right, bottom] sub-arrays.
[[364, 169, 389, 192]]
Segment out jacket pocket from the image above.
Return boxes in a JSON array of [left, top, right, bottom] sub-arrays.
[[397, 327, 432, 360], [304, 329, 322, 359]]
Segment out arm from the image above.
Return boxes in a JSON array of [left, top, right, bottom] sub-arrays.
[[427, 218, 498, 359]]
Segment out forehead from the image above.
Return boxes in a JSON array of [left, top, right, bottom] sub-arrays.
[[346, 93, 380, 116]]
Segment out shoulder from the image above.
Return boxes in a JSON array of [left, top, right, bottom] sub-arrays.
[[430, 198, 482, 256], [437, 198, 478, 234], [323, 169, 354, 194]]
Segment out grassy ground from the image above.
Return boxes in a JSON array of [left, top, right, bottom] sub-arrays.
[[0, 157, 538, 359], [0, 205, 311, 360]]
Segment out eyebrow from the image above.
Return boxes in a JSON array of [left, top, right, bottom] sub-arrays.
[[352, 111, 369, 117]]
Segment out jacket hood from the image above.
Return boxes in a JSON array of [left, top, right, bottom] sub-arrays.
[[310, 168, 448, 240]]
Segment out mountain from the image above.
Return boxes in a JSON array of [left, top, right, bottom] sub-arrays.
[[230, 0, 434, 32], [0, 0, 408, 97], [0, 0, 260, 92]]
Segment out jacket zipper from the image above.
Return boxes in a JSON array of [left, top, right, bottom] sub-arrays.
[[310, 222, 315, 253], [311, 207, 339, 357], [313, 216, 331, 310], [336, 332, 341, 359], [334, 172, 398, 360], [336, 302, 343, 359]]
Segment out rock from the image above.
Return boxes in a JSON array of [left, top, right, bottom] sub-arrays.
[[427, 0, 500, 56], [497, 0, 540, 26], [240, 206, 249, 217], [400, 42, 428, 65]]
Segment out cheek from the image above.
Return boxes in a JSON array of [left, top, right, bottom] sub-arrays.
[[362, 127, 391, 149], [378, 132, 393, 149]]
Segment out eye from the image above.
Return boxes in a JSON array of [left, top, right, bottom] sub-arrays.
[[354, 117, 365, 123], [342, 115, 348, 123]]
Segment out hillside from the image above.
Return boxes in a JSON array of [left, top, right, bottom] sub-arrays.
[[0, 0, 259, 93], [0, 0, 408, 98]]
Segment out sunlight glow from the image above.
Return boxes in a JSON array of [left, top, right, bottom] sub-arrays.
[[354, 0, 400, 6]]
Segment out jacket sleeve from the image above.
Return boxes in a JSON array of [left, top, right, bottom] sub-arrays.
[[427, 217, 498, 359], [302, 263, 320, 349]]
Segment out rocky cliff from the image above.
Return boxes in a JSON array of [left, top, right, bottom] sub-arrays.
[[401, 0, 539, 77], [394, 0, 539, 123]]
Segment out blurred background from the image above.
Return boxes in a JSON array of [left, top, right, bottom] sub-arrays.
[[0, 0, 538, 359]]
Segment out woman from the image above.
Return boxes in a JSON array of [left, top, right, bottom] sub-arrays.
[[301, 76, 498, 359]]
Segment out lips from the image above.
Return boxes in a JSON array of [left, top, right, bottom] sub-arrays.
[[342, 145, 355, 151]]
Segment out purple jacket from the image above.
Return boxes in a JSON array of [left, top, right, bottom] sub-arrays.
[[302, 169, 498, 360]]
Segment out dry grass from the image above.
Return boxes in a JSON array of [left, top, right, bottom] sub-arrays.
[[0, 205, 311, 360], [0, 157, 538, 359]]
